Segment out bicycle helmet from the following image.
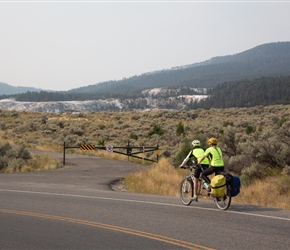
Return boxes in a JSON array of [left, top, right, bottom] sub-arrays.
[[192, 140, 200, 147], [208, 137, 217, 145]]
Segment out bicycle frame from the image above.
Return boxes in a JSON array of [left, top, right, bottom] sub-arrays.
[[180, 164, 232, 210], [184, 165, 210, 195]]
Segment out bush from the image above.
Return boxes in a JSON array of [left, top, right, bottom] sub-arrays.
[[227, 154, 248, 174], [173, 139, 191, 168], [148, 125, 164, 136], [130, 133, 138, 140], [282, 165, 290, 176], [17, 145, 31, 160], [7, 158, 25, 172], [0, 142, 32, 172], [0, 156, 9, 170], [240, 162, 268, 185], [176, 121, 185, 137], [0, 142, 12, 156], [245, 125, 255, 134]]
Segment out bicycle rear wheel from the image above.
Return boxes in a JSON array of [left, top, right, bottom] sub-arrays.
[[180, 178, 193, 206], [214, 185, 232, 210]]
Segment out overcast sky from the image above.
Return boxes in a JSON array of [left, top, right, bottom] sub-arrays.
[[1, 1, 290, 91]]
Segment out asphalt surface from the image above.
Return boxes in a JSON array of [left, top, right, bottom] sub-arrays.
[[0, 150, 289, 250]]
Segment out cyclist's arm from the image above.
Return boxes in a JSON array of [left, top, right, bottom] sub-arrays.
[[180, 150, 193, 167], [197, 148, 210, 165], [197, 155, 206, 165]]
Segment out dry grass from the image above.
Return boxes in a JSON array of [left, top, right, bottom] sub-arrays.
[[125, 158, 290, 210], [234, 176, 290, 210], [125, 158, 184, 196]]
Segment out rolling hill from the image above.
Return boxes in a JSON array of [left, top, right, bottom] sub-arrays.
[[0, 82, 44, 95], [0, 42, 290, 111], [67, 41, 290, 97], [1, 41, 290, 97]]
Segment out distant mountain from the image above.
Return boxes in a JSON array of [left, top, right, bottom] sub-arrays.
[[1, 41, 290, 112], [67, 41, 290, 97], [0, 82, 44, 95], [1, 42, 290, 97]]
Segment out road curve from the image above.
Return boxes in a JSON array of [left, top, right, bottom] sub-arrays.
[[0, 150, 289, 250]]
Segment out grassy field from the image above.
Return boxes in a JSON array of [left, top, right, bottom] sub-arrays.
[[0, 105, 289, 209]]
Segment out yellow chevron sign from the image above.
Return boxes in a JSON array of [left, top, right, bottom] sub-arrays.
[[80, 144, 95, 150]]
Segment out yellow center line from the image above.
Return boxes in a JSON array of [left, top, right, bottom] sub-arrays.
[[0, 208, 215, 250]]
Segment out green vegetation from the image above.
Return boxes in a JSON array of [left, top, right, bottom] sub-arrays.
[[176, 121, 185, 137], [148, 124, 164, 136], [193, 76, 290, 109], [0, 141, 61, 173]]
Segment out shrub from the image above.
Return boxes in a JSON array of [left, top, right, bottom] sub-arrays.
[[7, 158, 25, 172], [221, 126, 237, 157], [223, 120, 234, 127], [282, 165, 290, 176], [227, 154, 248, 174], [0, 142, 33, 172], [0, 156, 9, 170], [98, 139, 105, 146], [173, 139, 191, 168], [0, 142, 12, 156], [245, 125, 255, 134], [16, 145, 31, 160], [176, 121, 185, 137], [148, 125, 164, 136], [129, 133, 138, 140], [99, 124, 106, 130], [241, 162, 268, 184]]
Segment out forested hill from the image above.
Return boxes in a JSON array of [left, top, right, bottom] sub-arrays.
[[1, 42, 290, 110], [1, 76, 289, 110], [193, 76, 290, 109], [68, 42, 290, 97]]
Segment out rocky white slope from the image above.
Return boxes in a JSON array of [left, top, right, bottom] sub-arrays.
[[0, 88, 208, 113]]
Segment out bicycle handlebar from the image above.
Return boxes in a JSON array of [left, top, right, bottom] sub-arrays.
[[180, 165, 196, 170]]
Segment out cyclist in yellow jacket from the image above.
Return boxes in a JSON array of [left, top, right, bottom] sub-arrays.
[[198, 137, 224, 187], [179, 140, 210, 202]]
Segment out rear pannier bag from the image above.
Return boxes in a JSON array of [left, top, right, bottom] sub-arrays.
[[210, 175, 226, 197], [223, 173, 241, 197], [230, 175, 241, 197]]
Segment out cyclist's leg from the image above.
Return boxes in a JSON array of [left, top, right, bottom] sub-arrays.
[[214, 167, 225, 175], [202, 166, 215, 183], [193, 166, 202, 197]]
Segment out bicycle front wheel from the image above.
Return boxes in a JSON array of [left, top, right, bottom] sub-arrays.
[[214, 185, 232, 210], [180, 178, 193, 206]]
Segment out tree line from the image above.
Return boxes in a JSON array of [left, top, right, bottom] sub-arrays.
[[191, 76, 290, 109], [0, 76, 289, 109]]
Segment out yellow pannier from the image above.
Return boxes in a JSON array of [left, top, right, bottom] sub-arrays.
[[210, 175, 226, 197]]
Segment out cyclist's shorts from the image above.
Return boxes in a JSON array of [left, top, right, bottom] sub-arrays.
[[194, 164, 209, 178]]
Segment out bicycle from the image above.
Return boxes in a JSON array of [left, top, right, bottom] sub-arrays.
[[179, 162, 232, 210]]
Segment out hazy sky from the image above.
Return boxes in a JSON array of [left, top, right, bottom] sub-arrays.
[[1, 1, 290, 91]]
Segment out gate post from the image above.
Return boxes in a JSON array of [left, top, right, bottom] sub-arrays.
[[63, 141, 66, 166]]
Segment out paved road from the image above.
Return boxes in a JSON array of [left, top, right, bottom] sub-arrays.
[[0, 151, 289, 249]]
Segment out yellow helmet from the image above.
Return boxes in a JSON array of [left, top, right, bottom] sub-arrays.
[[208, 137, 217, 145]]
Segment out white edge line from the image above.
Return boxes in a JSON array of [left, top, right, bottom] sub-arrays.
[[1, 188, 290, 221]]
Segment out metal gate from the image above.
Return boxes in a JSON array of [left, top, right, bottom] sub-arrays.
[[63, 141, 159, 166]]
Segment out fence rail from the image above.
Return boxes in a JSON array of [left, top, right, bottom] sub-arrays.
[[63, 141, 159, 166]]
